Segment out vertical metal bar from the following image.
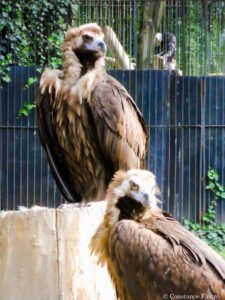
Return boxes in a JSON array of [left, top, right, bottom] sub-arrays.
[[155, 71, 158, 177], [196, 77, 200, 222], [6, 68, 9, 210], [133, 0, 137, 61], [201, 0, 208, 76], [207, 3, 212, 73], [180, 76, 184, 220], [222, 76, 225, 221], [188, 69, 191, 219], [0, 71, 2, 209], [167, 74, 171, 213], [26, 68, 29, 207], [13, 66, 16, 209], [200, 77, 206, 221], [174, 76, 178, 218], [181, 0, 187, 75]]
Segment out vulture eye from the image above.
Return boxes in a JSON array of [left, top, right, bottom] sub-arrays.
[[82, 34, 93, 42], [130, 180, 139, 191]]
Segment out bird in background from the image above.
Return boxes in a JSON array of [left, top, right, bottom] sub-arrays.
[[153, 31, 183, 76]]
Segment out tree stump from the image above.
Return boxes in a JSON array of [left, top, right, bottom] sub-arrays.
[[0, 202, 116, 300]]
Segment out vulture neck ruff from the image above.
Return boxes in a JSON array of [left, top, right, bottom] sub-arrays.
[[90, 169, 160, 263], [116, 195, 146, 222], [63, 46, 106, 104]]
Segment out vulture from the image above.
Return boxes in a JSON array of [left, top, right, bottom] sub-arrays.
[[36, 23, 148, 203], [90, 169, 225, 300], [154, 32, 177, 72]]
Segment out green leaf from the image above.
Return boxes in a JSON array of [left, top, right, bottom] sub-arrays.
[[207, 169, 219, 181], [2, 76, 11, 83], [206, 182, 215, 190], [24, 77, 37, 89], [17, 108, 29, 117], [26, 103, 36, 110], [17, 101, 36, 118], [215, 182, 224, 192], [202, 216, 209, 222]]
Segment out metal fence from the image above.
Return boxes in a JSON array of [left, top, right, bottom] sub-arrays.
[[1, 1, 224, 75], [0, 67, 225, 223], [159, 0, 225, 75], [0, 0, 225, 222]]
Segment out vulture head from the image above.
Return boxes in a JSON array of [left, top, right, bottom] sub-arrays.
[[91, 169, 225, 300], [105, 169, 160, 225], [154, 32, 163, 47], [62, 23, 107, 68]]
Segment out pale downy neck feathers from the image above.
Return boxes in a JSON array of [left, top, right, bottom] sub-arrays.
[[62, 41, 82, 86], [62, 43, 106, 105]]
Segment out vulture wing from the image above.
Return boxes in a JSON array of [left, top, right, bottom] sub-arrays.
[[109, 216, 225, 300], [36, 89, 81, 203], [90, 74, 149, 170]]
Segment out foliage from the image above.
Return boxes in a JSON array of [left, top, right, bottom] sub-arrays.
[[1, 0, 224, 79], [0, 53, 12, 86], [184, 168, 225, 259], [0, 0, 80, 115], [160, 1, 225, 75], [0, 0, 79, 83], [17, 101, 36, 119], [24, 77, 38, 89], [206, 168, 225, 200]]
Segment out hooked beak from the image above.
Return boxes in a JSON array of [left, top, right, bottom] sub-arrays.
[[141, 193, 151, 206], [85, 38, 107, 53], [130, 191, 151, 207]]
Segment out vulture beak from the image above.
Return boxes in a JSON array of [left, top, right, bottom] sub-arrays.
[[130, 191, 151, 207], [85, 38, 107, 53], [142, 193, 151, 206]]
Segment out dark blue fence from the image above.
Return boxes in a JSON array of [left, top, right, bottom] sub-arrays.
[[0, 67, 225, 222]]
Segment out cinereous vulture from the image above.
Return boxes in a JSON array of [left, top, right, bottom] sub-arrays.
[[36, 23, 148, 203], [90, 169, 225, 300]]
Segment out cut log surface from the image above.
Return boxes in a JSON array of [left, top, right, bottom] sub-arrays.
[[0, 203, 116, 300]]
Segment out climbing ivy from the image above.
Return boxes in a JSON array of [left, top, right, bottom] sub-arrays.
[[17, 101, 36, 119], [0, 0, 79, 84], [184, 168, 225, 259], [0, 0, 80, 116]]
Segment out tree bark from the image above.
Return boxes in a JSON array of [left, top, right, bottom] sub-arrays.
[[0, 204, 116, 300], [137, 0, 166, 69]]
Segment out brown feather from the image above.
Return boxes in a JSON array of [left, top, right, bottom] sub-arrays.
[[108, 215, 225, 300], [36, 24, 148, 203], [90, 170, 225, 300]]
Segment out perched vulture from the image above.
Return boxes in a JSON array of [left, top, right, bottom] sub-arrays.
[[90, 169, 225, 300], [36, 23, 148, 203], [154, 32, 177, 72]]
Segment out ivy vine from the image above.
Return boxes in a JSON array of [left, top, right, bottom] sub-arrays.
[[184, 168, 225, 259], [0, 0, 79, 84]]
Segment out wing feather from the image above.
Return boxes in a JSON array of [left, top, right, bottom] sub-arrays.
[[89, 74, 149, 170], [36, 88, 81, 203], [109, 218, 225, 299]]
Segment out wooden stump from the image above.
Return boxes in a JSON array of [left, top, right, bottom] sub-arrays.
[[0, 202, 116, 300]]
